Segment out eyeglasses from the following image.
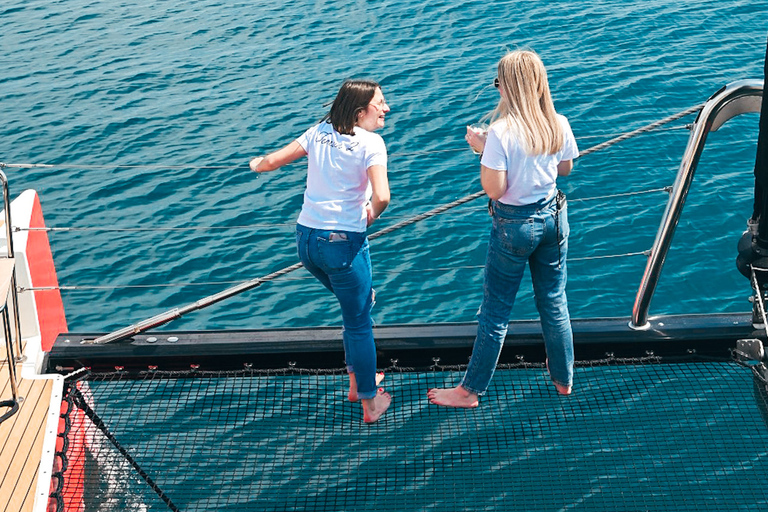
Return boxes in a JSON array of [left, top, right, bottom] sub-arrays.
[[493, 77, 500, 88], [369, 99, 388, 109]]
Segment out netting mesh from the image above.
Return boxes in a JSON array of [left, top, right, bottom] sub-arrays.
[[54, 356, 768, 511]]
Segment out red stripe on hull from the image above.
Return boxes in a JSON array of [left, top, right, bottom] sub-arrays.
[[26, 193, 67, 351]]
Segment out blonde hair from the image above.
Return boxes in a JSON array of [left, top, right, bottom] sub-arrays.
[[490, 50, 564, 155]]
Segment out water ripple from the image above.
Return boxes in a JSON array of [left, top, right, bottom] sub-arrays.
[[1, 0, 765, 330]]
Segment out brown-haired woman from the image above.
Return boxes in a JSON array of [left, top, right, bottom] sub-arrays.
[[250, 79, 392, 423]]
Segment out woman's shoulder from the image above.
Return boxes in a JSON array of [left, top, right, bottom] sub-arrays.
[[353, 126, 386, 146], [313, 120, 334, 133], [489, 118, 507, 131], [488, 118, 510, 138], [488, 117, 522, 139], [301, 121, 327, 137], [555, 113, 573, 128]]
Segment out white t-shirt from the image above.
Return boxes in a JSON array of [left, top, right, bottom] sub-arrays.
[[296, 121, 387, 232], [480, 114, 578, 206]]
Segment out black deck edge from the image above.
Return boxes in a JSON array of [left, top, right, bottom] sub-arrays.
[[43, 313, 761, 373]]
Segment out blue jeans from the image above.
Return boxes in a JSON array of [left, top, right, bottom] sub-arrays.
[[296, 224, 377, 400], [461, 197, 574, 394]]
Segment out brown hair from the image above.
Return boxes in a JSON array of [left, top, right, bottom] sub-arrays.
[[325, 79, 381, 135]]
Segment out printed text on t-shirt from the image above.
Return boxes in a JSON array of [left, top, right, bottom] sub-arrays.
[[316, 133, 360, 152]]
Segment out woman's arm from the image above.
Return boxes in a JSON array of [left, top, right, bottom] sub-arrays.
[[366, 164, 390, 226], [480, 165, 507, 201], [557, 159, 573, 176], [250, 140, 307, 172]]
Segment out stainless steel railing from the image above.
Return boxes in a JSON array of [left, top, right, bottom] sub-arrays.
[[631, 79, 764, 329], [0, 168, 23, 423]]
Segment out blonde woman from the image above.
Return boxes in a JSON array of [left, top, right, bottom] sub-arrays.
[[429, 51, 578, 408]]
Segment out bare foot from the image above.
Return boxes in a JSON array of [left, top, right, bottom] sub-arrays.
[[546, 359, 572, 396], [348, 372, 385, 402], [427, 386, 479, 408], [362, 388, 391, 423]]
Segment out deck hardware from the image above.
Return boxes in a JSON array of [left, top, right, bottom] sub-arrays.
[[736, 338, 766, 362]]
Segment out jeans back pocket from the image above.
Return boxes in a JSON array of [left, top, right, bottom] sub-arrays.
[[493, 217, 536, 256], [318, 236, 355, 271]]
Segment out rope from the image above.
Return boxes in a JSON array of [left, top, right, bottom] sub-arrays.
[[9, 104, 704, 340], [68, 385, 181, 512], [577, 103, 704, 157], [574, 124, 691, 141], [368, 190, 487, 241]]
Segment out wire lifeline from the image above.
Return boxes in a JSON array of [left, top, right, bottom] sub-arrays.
[[15, 185, 673, 234], [10, 103, 699, 235], [1, 103, 703, 173], [17, 157, 677, 290], [0, 162, 54, 169], [61, 104, 705, 343], [19, 248, 651, 293]]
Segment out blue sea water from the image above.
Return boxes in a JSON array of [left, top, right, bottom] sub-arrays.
[[1, 0, 767, 332]]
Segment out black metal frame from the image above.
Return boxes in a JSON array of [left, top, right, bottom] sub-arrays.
[[45, 312, 757, 374]]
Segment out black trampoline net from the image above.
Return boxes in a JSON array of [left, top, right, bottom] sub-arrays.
[[52, 355, 768, 512]]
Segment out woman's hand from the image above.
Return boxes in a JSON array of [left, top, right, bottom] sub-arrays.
[[365, 202, 377, 227], [366, 165, 390, 226], [249, 157, 264, 172], [465, 126, 487, 155]]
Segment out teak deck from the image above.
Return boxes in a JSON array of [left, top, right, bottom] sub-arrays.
[[1, 347, 59, 512]]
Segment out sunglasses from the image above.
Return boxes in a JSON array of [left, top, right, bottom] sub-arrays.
[[494, 77, 500, 88]]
